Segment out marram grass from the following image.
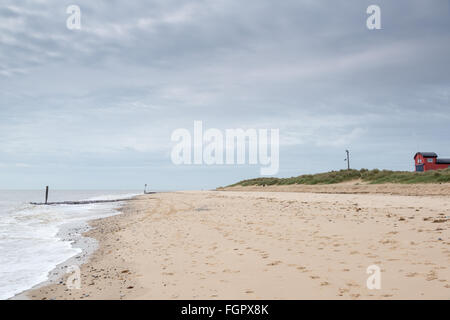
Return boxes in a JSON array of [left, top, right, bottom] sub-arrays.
[[229, 168, 450, 187]]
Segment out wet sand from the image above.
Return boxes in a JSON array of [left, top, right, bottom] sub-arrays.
[[25, 187, 450, 299]]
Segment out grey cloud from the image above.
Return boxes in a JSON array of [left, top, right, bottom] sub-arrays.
[[0, 0, 449, 189]]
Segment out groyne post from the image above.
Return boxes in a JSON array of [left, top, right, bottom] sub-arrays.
[[45, 186, 49, 204]]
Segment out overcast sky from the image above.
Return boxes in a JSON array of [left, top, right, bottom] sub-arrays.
[[0, 0, 449, 190]]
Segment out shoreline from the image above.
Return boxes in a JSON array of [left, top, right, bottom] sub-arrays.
[[11, 197, 136, 300], [21, 188, 449, 300], [11, 221, 96, 300], [21, 196, 147, 300]]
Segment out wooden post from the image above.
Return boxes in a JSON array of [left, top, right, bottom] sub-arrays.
[[45, 186, 49, 204]]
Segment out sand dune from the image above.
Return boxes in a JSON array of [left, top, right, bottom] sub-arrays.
[[27, 189, 450, 300]]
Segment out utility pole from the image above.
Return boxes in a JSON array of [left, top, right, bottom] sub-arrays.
[[345, 150, 350, 170]]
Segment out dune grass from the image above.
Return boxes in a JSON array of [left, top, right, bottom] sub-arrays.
[[229, 168, 450, 187]]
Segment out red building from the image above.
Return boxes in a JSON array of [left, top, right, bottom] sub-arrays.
[[414, 152, 450, 172]]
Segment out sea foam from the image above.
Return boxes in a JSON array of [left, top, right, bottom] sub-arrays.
[[0, 190, 139, 300]]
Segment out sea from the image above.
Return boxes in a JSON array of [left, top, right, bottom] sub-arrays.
[[0, 190, 141, 300]]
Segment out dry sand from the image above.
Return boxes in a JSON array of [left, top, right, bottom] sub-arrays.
[[219, 182, 450, 196], [26, 186, 450, 300]]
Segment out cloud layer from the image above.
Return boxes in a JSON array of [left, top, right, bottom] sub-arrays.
[[1, 0, 449, 189]]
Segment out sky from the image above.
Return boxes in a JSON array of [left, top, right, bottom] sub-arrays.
[[0, 0, 449, 190]]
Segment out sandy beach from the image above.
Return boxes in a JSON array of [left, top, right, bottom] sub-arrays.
[[25, 186, 450, 300]]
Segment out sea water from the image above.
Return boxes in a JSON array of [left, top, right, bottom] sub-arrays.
[[0, 190, 140, 300]]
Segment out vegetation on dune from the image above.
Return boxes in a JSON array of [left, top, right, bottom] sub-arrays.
[[229, 168, 450, 187]]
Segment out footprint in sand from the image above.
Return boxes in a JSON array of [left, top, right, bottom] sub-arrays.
[[267, 261, 282, 266], [346, 282, 360, 288], [405, 272, 418, 277], [426, 270, 438, 281], [337, 288, 349, 296]]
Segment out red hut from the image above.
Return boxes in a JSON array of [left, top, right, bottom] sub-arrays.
[[414, 152, 450, 172]]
